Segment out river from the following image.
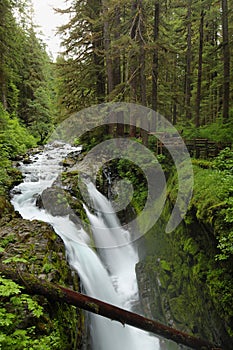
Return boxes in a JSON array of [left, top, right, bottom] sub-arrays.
[[11, 142, 182, 350]]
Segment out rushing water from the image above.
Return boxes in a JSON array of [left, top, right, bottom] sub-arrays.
[[11, 142, 181, 350]]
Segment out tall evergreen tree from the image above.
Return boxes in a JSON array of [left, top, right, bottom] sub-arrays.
[[195, 6, 205, 128], [0, 0, 54, 142], [56, 0, 232, 130], [221, 0, 230, 122], [0, 0, 19, 110], [184, 0, 193, 120]]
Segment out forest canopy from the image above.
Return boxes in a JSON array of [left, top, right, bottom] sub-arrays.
[[55, 0, 232, 135]]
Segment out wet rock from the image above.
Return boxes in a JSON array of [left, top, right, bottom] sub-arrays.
[[31, 175, 39, 182], [40, 187, 71, 216], [0, 216, 84, 349], [136, 261, 166, 324], [60, 149, 82, 168], [35, 194, 43, 209], [23, 156, 32, 164], [0, 196, 14, 219], [11, 154, 24, 162], [60, 157, 76, 168], [10, 188, 22, 196]]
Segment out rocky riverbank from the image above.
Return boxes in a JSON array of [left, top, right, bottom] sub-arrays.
[[0, 149, 85, 350], [1, 144, 233, 350]]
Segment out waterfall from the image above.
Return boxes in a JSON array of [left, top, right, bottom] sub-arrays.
[[11, 142, 176, 350]]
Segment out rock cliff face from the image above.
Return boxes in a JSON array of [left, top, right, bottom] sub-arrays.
[[135, 205, 233, 350], [59, 150, 233, 349]]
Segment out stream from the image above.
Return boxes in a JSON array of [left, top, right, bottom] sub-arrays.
[[11, 142, 181, 350]]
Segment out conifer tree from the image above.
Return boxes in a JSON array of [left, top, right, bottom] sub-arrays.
[[55, 0, 232, 129], [221, 0, 230, 122]]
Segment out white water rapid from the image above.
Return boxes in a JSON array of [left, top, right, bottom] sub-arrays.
[[11, 142, 179, 350]]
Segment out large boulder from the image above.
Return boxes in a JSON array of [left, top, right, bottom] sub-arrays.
[[38, 187, 71, 216]]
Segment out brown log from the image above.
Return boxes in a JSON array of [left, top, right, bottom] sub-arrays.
[[0, 263, 221, 350]]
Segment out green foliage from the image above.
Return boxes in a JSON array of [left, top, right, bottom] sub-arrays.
[[160, 259, 171, 272], [198, 122, 233, 143], [115, 158, 148, 213], [56, 0, 233, 125], [0, 0, 55, 146], [143, 150, 233, 337], [0, 104, 36, 156], [0, 276, 65, 349], [216, 232, 233, 261], [212, 147, 233, 171], [176, 121, 233, 144], [42, 263, 54, 274], [191, 159, 213, 169], [3, 256, 28, 265], [191, 166, 225, 224], [0, 276, 23, 296], [206, 268, 233, 330], [0, 103, 36, 194], [192, 163, 233, 261], [0, 234, 16, 248], [184, 149, 233, 331]]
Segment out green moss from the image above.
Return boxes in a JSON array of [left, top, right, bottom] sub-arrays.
[[140, 152, 233, 343], [0, 217, 84, 348]]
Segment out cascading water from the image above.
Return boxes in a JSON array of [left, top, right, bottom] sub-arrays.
[[11, 142, 179, 350]]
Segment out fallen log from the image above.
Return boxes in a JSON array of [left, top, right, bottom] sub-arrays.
[[0, 263, 221, 350]]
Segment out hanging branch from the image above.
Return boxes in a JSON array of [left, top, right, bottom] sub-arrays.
[[0, 263, 221, 350]]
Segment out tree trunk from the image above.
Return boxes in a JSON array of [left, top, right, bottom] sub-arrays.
[[93, 46, 105, 103], [221, 0, 230, 122], [103, 2, 115, 135], [152, 1, 159, 113], [129, 0, 138, 137], [138, 0, 148, 145], [195, 9, 204, 128], [104, 3, 121, 97], [0, 264, 222, 350], [90, 0, 105, 103], [103, 10, 114, 96], [138, 0, 146, 107], [114, 6, 124, 137], [112, 6, 121, 88], [185, 0, 192, 120]]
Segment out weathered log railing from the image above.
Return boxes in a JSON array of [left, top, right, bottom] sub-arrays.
[[149, 133, 231, 158], [149, 132, 231, 158], [0, 264, 222, 350]]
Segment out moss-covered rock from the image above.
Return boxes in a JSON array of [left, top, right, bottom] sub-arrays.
[[135, 162, 233, 349], [0, 216, 84, 349]]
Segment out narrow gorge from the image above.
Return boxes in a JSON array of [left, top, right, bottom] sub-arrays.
[[1, 142, 232, 349]]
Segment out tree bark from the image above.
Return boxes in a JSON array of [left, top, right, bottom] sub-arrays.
[[129, 0, 138, 137], [185, 0, 192, 120], [221, 0, 230, 122], [112, 5, 121, 89], [103, 11, 114, 96], [0, 264, 222, 350], [152, 1, 159, 113], [195, 9, 205, 127], [89, 0, 105, 103], [138, 0, 148, 146]]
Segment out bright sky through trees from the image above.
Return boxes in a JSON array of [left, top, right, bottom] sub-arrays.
[[31, 0, 67, 58]]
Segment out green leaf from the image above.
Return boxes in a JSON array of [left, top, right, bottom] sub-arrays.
[[0, 276, 23, 296]]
